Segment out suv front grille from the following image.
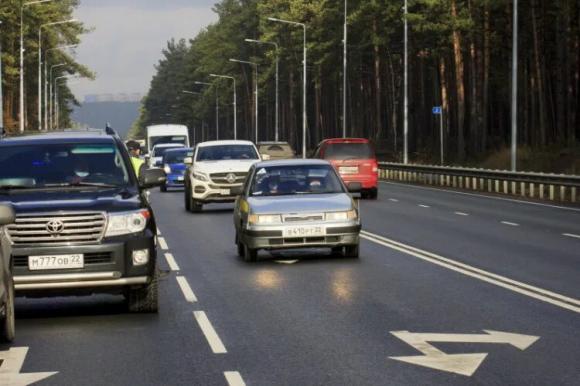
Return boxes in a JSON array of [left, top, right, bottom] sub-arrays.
[[210, 172, 248, 185], [6, 212, 106, 245], [13, 252, 113, 268]]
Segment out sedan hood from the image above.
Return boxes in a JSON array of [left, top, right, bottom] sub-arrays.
[[248, 193, 353, 214], [194, 159, 259, 174]]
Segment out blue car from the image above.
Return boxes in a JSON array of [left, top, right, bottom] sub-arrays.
[[161, 148, 194, 192]]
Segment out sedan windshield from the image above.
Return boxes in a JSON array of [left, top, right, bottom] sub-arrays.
[[196, 145, 259, 161], [0, 143, 130, 189], [153, 146, 183, 157], [164, 149, 193, 164], [250, 165, 345, 197]]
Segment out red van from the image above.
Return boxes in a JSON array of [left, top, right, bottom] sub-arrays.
[[314, 138, 379, 199]]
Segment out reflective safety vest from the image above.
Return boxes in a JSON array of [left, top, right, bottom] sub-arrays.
[[131, 156, 145, 177]]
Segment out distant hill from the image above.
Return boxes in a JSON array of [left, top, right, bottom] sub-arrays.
[[71, 101, 140, 139]]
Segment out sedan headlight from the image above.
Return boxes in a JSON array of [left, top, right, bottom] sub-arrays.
[[325, 210, 358, 221], [192, 171, 209, 182], [164, 164, 171, 174], [105, 210, 150, 237], [248, 214, 282, 225]]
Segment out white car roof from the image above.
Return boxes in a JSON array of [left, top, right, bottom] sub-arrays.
[[197, 140, 255, 148]]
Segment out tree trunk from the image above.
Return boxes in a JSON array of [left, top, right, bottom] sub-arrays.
[[531, 0, 547, 146], [451, 0, 466, 160], [482, 1, 490, 154], [372, 19, 383, 141], [439, 56, 450, 149]]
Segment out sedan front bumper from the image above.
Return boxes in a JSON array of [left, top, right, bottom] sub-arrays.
[[241, 223, 361, 250]]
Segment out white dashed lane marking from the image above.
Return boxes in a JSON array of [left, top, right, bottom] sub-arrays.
[[176, 276, 197, 303], [158, 237, 169, 250], [164, 253, 180, 271], [454, 212, 469, 216], [194, 311, 228, 354], [224, 371, 247, 386], [389, 198, 399, 202], [418, 204, 430, 208], [500, 221, 520, 227], [563, 233, 580, 240]]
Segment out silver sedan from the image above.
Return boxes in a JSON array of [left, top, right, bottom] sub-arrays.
[[233, 159, 362, 262]]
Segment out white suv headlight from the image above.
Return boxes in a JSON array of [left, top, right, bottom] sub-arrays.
[[325, 210, 357, 221], [105, 210, 150, 237], [248, 214, 282, 225], [164, 164, 171, 174], [192, 171, 209, 182]]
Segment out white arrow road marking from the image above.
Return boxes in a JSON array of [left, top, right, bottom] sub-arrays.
[[389, 330, 539, 376], [0, 347, 58, 386]]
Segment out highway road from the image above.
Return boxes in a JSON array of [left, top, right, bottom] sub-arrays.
[[2, 182, 579, 385]]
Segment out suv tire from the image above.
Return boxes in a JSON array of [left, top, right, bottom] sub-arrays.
[[344, 244, 360, 259], [243, 244, 258, 262], [127, 267, 159, 313], [236, 233, 245, 258], [191, 199, 203, 213], [160, 185, 167, 193], [0, 280, 15, 343], [184, 184, 192, 211]]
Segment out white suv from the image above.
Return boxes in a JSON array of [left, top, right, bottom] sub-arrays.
[[184, 140, 261, 212]]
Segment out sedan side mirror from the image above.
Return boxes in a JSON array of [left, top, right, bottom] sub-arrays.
[[139, 168, 167, 189], [231, 185, 244, 196], [347, 182, 363, 194], [0, 204, 15, 226]]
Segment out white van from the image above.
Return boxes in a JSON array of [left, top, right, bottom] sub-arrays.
[[146, 125, 190, 155]]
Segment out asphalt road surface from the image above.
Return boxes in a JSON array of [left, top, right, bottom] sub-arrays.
[[2, 182, 579, 385]]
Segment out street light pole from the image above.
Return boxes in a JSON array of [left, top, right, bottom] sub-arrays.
[[182, 90, 202, 145], [195, 81, 219, 140], [45, 45, 75, 131], [38, 19, 77, 131], [210, 74, 237, 140], [49, 63, 66, 130], [20, 0, 53, 133], [343, 0, 348, 138], [403, 0, 409, 164], [230, 59, 259, 143], [245, 39, 279, 142], [268, 17, 307, 158], [511, 0, 518, 171], [0, 21, 4, 133]]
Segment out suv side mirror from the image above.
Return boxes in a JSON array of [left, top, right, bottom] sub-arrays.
[[231, 185, 244, 196], [184, 157, 193, 165], [0, 205, 15, 226], [261, 154, 271, 161], [139, 168, 166, 189], [347, 182, 363, 194]]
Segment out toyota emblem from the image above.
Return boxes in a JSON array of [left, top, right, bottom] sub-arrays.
[[225, 173, 237, 184], [46, 219, 65, 235]]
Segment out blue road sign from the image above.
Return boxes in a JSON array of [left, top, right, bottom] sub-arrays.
[[432, 106, 442, 115]]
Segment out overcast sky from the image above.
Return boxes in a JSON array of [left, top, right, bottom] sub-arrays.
[[70, 0, 218, 100]]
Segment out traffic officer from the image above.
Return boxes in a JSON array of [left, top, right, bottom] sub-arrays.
[[126, 140, 146, 178]]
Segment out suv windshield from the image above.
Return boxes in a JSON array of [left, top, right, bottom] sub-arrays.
[[150, 136, 187, 149], [196, 145, 259, 161], [250, 165, 344, 197], [323, 142, 374, 160], [153, 146, 183, 157], [164, 149, 193, 164], [0, 143, 130, 189]]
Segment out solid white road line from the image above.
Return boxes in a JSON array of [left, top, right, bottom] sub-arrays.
[[194, 311, 228, 354], [380, 180, 580, 212], [156, 227, 161, 236], [500, 221, 520, 227], [389, 198, 399, 202], [158, 237, 169, 250], [176, 276, 197, 302], [563, 233, 580, 240], [224, 371, 247, 386], [164, 253, 180, 271], [419, 204, 430, 208], [454, 212, 469, 216], [361, 230, 580, 313]]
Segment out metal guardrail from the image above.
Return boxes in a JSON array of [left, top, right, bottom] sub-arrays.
[[378, 162, 580, 203]]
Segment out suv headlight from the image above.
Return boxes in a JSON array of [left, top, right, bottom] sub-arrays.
[[248, 214, 282, 225], [105, 210, 150, 237], [164, 164, 171, 174], [325, 210, 357, 221], [192, 171, 209, 182]]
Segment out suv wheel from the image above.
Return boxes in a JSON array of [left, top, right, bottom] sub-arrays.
[[127, 267, 159, 313], [185, 186, 191, 211], [368, 188, 378, 200], [191, 198, 203, 213], [243, 244, 258, 262], [344, 244, 360, 259], [0, 280, 15, 343], [236, 233, 245, 258], [160, 185, 167, 193]]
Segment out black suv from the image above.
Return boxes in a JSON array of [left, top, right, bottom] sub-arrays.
[[0, 129, 165, 312]]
